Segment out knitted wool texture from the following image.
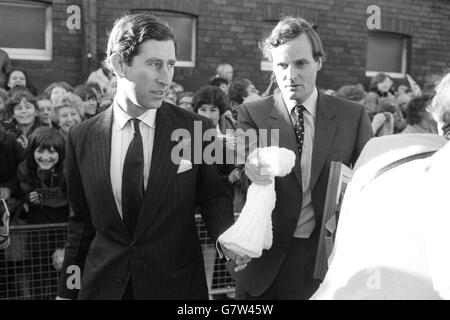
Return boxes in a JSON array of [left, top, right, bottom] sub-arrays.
[[219, 147, 295, 258]]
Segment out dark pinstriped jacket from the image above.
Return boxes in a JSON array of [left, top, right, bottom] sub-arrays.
[[58, 102, 234, 299]]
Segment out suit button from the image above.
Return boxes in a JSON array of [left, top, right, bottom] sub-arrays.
[[117, 276, 124, 283], [290, 217, 297, 224], [132, 246, 136, 251]]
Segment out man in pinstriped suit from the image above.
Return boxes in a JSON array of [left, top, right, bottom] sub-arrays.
[[57, 13, 237, 300]]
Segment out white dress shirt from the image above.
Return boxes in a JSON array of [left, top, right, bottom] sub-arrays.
[[110, 102, 157, 218], [282, 88, 318, 238]]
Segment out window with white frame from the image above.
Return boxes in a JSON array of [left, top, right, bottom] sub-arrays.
[[0, 1, 52, 61], [366, 31, 409, 79], [133, 10, 196, 67]]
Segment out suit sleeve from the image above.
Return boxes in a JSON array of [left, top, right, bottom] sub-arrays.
[[196, 119, 234, 244], [352, 106, 374, 164], [58, 129, 95, 299]]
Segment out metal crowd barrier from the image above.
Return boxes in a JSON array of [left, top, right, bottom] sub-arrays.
[[0, 215, 236, 300]]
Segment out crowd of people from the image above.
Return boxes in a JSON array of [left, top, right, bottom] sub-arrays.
[[0, 12, 449, 300]]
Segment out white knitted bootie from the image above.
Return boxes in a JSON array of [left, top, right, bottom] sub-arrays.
[[218, 147, 295, 258]]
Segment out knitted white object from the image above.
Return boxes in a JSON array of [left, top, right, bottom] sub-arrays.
[[218, 147, 295, 258]]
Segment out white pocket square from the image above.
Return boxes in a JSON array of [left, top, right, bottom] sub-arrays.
[[177, 159, 192, 173]]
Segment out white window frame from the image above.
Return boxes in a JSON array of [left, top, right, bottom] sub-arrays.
[[0, 1, 52, 61], [365, 34, 408, 79], [174, 17, 196, 68]]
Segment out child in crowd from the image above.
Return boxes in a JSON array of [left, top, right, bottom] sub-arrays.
[[4, 91, 42, 149], [36, 96, 54, 127], [17, 127, 69, 299], [74, 84, 98, 119]]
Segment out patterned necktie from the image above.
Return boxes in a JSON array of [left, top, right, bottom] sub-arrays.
[[122, 118, 144, 234], [292, 104, 306, 159]]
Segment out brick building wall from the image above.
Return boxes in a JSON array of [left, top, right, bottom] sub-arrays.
[[9, 0, 450, 94]]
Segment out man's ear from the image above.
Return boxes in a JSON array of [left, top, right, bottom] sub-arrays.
[[109, 53, 126, 78], [315, 57, 322, 71]]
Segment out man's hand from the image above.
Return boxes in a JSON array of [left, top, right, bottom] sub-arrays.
[[220, 244, 252, 272], [228, 168, 241, 184]]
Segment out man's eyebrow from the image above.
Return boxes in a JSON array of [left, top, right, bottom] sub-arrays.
[[144, 58, 178, 64]]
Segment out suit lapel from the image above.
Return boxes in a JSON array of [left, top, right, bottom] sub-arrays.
[[310, 92, 338, 189], [269, 94, 302, 187], [133, 103, 182, 241], [88, 107, 129, 236]]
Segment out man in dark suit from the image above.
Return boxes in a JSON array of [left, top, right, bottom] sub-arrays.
[[225, 16, 373, 299], [57, 13, 236, 299]]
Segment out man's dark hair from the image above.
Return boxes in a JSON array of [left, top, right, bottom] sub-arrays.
[[259, 16, 326, 62], [106, 13, 175, 67]]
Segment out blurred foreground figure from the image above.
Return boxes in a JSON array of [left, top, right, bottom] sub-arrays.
[[312, 72, 450, 300]]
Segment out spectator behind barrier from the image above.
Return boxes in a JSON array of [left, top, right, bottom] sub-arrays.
[[17, 126, 69, 299]]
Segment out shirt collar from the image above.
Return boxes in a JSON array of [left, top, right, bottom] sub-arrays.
[[283, 87, 318, 118], [113, 100, 157, 130]]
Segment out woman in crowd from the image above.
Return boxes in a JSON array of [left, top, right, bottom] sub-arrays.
[[74, 84, 98, 119], [369, 73, 395, 99], [209, 77, 230, 96], [53, 93, 83, 140], [17, 126, 69, 299], [229, 78, 260, 107], [4, 69, 38, 96], [402, 95, 438, 134], [4, 91, 42, 149]]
